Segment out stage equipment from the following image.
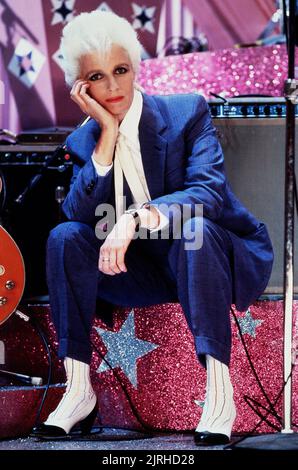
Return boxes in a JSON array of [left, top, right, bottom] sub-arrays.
[[212, 112, 298, 294], [208, 96, 297, 118], [16, 127, 73, 145], [0, 142, 73, 298], [0, 369, 42, 386]]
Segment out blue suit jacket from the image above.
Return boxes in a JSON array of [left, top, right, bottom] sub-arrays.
[[64, 93, 274, 311]]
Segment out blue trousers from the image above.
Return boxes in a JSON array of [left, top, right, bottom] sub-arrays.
[[46, 217, 234, 368]]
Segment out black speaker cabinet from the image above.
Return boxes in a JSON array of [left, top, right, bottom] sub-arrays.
[[0, 164, 72, 298], [214, 118, 298, 294]]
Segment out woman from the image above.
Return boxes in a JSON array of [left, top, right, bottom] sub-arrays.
[[32, 10, 274, 445]]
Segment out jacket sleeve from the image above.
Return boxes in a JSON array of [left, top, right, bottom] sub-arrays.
[[148, 96, 226, 232], [62, 127, 114, 225]]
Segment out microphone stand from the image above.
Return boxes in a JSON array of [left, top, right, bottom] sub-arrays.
[[282, 0, 296, 436], [233, 0, 298, 450], [14, 143, 68, 206]]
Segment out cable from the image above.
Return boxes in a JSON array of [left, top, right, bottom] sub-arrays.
[[0, 167, 7, 215], [231, 306, 282, 425], [227, 305, 298, 449], [232, 94, 274, 98], [90, 338, 158, 433], [209, 92, 228, 103], [228, 156, 298, 439], [227, 362, 298, 449], [24, 314, 53, 428]]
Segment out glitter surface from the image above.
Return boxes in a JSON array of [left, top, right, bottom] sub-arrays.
[[0, 301, 297, 438], [91, 301, 298, 434], [138, 45, 293, 98], [0, 305, 64, 385]]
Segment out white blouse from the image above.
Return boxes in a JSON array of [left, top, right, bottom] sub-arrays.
[[91, 89, 168, 233]]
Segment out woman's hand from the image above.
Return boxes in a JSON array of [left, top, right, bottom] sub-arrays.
[[70, 79, 118, 166], [70, 79, 119, 135], [98, 214, 136, 275]]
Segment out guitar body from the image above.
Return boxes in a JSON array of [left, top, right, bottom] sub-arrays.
[[0, 225, 25, 325]]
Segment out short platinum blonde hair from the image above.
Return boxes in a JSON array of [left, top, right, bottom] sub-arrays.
[[60, 10, 142, 87]]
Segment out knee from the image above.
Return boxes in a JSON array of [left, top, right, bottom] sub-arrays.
[[182, 216, 232, 256], [47, 222, 95, 248]]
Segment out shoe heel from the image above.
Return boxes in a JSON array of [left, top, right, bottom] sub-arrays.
[[79, 402, 98, 435]]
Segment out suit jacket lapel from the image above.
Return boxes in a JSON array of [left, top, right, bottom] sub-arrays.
[[67, 93, 168, 201], [139, 93, 168, 200]]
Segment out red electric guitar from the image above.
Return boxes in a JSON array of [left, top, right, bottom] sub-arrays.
[[0, 176, 26, 325]]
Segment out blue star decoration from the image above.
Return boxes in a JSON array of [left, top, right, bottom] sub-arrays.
[[16, 51, 35, 76], [236, 308, 263, 338], [132, 3, 156, 33], [94, 310, 159, 388], [51, 0, 75, 25]]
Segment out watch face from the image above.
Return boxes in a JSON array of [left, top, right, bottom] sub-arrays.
[[125, 209, 138, 215]]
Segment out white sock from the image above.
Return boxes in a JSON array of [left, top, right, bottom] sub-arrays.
[[45, 357, 96, 433], [195, 355, 236, 437]]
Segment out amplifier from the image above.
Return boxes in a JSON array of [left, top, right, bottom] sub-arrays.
[[208, 97, 298, 118], [16, 127, 73, 145], [0, 144, 73, 166], [213, 117, 298, 293], [0, 144, 73, 298]]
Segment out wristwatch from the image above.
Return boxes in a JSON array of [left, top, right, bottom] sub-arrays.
[[124, 209, 141, 231]]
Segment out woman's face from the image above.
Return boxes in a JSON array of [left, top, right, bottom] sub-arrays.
[[79, 44, 136, 122]]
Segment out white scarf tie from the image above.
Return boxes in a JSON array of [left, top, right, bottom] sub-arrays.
[[113, 89, 151, 221]]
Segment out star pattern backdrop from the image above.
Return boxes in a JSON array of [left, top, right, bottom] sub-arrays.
[[0, 0, 277, 133], [42, 0, 163, 128], [51, 0, 76, 25], [0, 0, 56, 132], [7, 38, 46, 88]]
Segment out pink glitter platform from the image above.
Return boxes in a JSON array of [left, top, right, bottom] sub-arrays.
[[138, 44, 294, 98], [0, 300, 297, 439]]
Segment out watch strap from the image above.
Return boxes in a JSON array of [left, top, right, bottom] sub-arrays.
[[124, 210, 141, 231]]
